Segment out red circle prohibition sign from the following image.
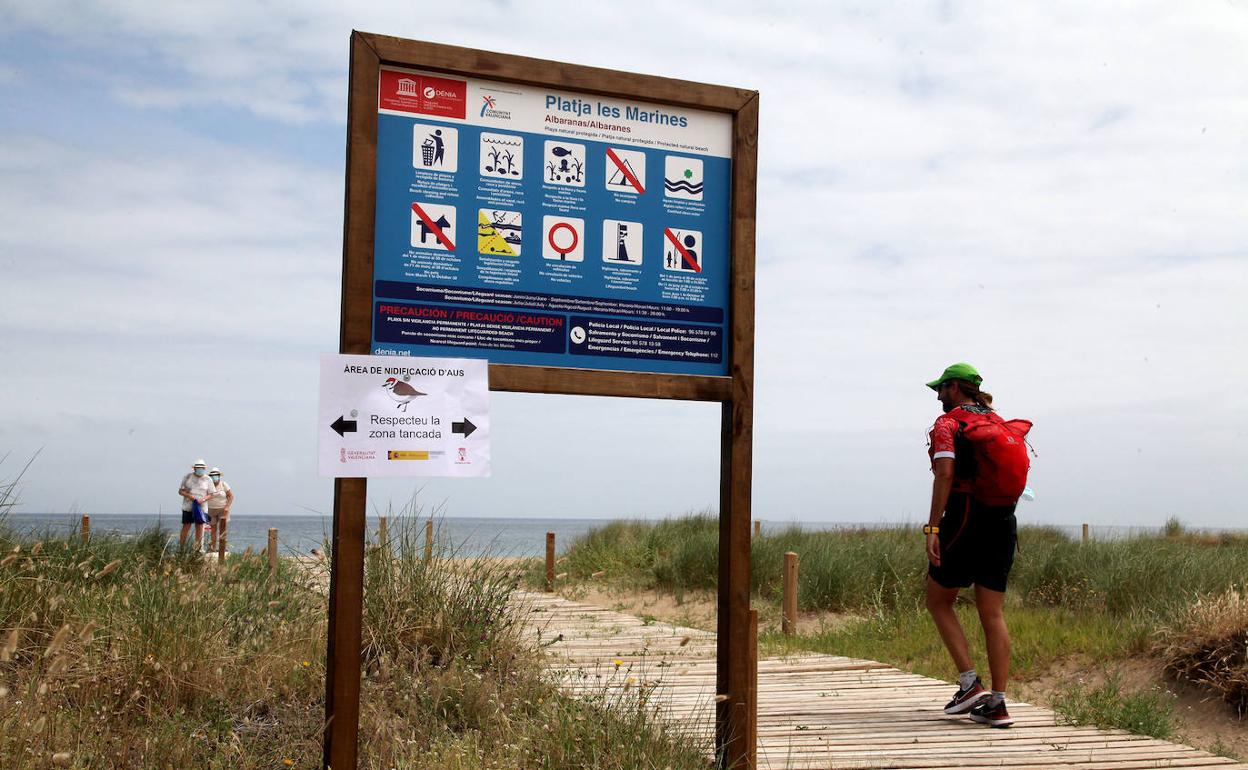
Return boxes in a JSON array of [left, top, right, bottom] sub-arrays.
[[547, 222, 579, 255]]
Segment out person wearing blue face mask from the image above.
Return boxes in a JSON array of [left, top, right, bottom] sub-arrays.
[[178, 459, 215, 550], [206, 467, 234, 554]]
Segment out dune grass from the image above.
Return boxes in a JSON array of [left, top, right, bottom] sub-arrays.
[[542, 513, 1248, 732], [1050, 675, 1177, 740], [0, 510, 710, 769], [549, 513, 1248, 618], [1154, 588, 1248, 716]]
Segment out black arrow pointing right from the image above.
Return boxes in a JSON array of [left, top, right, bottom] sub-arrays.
[[331, 416, 357, 437], [452, 418, 477, 438]]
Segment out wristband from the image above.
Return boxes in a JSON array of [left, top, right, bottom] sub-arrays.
[[922, 525, 939, 535]]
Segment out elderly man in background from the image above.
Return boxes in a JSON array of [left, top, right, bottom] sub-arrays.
[[178, 459, 215, 551]]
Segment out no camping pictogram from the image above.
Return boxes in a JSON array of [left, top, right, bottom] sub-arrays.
[[605, 148, 645, 194], [410, 201, 456, 251], [663, 227, 702, 273]]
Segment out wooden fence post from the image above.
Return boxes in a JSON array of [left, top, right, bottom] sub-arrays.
[[267, 528, 279, 580], [545, 532, 556, 592], [424, 519, 434, 562], [80, 514, 90, 543], [753, 520, 760, 539], [1082, 523, 1089, 544], [218, 535, 227, 564], [782, 552, 798, 636], [378, 516, 388, 547], [747, 608, 758, 770]]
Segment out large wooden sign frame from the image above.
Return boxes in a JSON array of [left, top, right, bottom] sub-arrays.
[[329, 31, 757, 769]]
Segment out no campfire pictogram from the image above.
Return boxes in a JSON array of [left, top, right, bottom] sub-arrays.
[[410, 201, 456, 251], [663, 227, 701, 273]]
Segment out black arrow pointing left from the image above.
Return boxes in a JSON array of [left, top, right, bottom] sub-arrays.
[[331, 416, 357, 437]]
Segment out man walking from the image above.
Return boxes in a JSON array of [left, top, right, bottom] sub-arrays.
[[178, 459, 215, 551], [923, 363, 1030, 728]]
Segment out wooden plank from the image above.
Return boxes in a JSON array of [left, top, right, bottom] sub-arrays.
[[358, 32, 755, 113], [525, 593, 1248, 770], [490, 364, 731, 402]]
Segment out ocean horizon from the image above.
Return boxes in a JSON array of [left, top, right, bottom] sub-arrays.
[[3, 511, 1238, 557]]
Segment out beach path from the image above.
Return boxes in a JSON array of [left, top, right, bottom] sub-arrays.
[[521, 590, 1246, 770]]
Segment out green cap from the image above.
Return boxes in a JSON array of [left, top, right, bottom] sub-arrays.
[[926, 363, 982, 390]]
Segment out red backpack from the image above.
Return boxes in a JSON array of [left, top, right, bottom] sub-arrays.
[[951, 407, 1033, 506]]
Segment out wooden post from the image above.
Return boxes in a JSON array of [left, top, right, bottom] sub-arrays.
[[1082, 523, 1089, 544], [268, 528, 279, 580], [80, 515, 90, 543], [753, 520, 761, 538], [218, 535, 227, 564], [324, 478, 367, 770], [378, 516, 388, 547], [545, 532, 556, 592], [424, 519, 434, 563], [716, 89, 758, 770], [322, 35, 378, 769], [747, 608, 758, 770], [782, 552, 798, 636]]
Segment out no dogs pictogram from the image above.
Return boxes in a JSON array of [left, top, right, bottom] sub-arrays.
[[410, 201, 456, 251]]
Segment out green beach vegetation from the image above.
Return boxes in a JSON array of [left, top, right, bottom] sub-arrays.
[[538, 513, 1248, 746], [0, 511, 707, 769]]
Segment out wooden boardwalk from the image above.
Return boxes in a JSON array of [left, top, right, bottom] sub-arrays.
[[522, 591, 1246, 770]]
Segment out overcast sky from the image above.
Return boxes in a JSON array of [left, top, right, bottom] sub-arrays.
[[1, 1, 1245, 528]]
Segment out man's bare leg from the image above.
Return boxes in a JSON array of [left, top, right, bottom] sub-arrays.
[[179, 523, 190, 547], [926, 577, 973, 674], [974, 585, 1010, 692]]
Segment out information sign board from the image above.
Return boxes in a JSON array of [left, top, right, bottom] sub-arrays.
[[329, 32, 758, 770], [370, 67, 733, 376], [317, 353, 490, 478]]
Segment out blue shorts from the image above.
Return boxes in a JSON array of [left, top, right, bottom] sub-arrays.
[[181, 500, 208, 525]]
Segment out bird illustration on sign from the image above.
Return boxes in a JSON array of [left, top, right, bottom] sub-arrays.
[[382, 377, 427, 412]]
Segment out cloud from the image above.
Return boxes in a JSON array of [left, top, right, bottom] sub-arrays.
[[0, 1, 1245, 526]]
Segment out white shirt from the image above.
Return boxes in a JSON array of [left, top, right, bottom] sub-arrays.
[[181, 473, 216, 509], [207, 479, 233, 511]]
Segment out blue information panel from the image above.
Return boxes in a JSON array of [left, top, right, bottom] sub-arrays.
[[370, 67, 733, 376]]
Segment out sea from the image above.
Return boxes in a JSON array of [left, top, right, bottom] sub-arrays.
[[2, 512, 1230, 557], [0, 513, 614, 558]]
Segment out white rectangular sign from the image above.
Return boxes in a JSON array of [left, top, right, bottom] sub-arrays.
[[317, 354, 490, 478]]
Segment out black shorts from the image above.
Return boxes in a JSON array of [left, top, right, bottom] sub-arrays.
[[928, 491, 1017, 593]]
